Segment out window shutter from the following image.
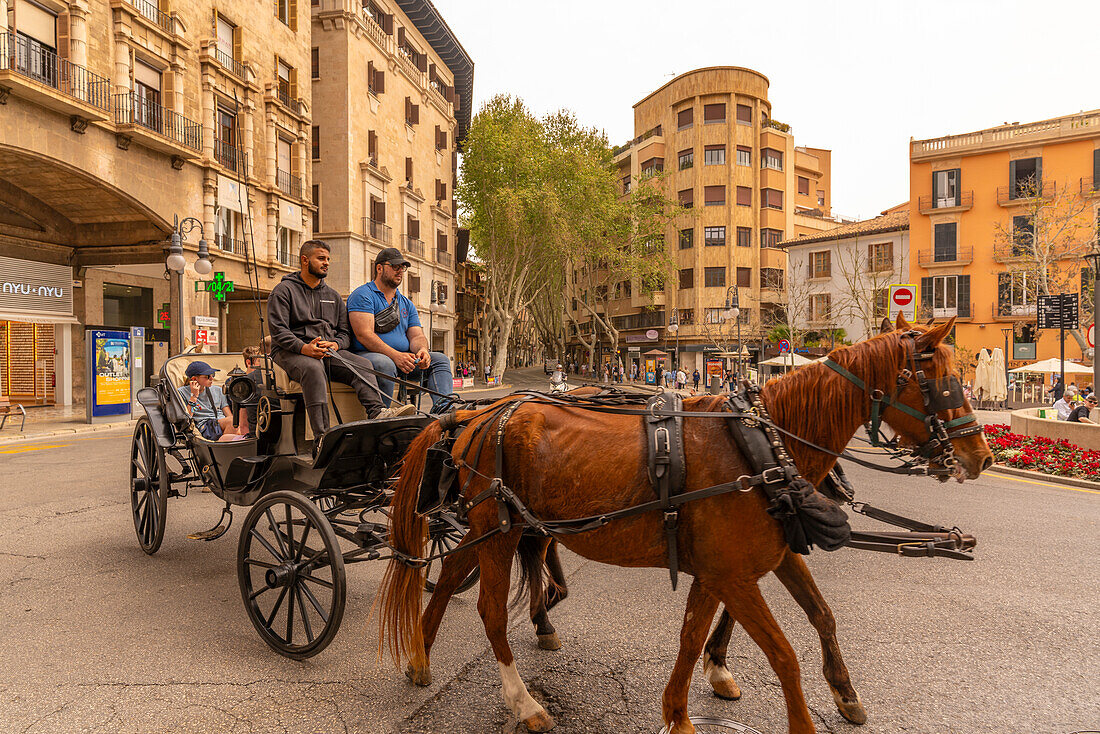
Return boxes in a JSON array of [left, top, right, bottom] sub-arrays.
[[376, 69, 385, 94], [56, 11, 69, 59], [411, 218, 420, 238], [289, 67, 298, 100], [397, 26, 405, 46], [997, 273, 1011, 316], [429, 63, 436, 79], [957, 275, 970, 317], [703, 103, 725, 121], [412, 104, 419, 125], [677, 108, 693, 128], [1094, 148, 1100, 184], [1035, 157, 1042, 188], [416, 52, 427, 72], [375, 200, 385, 222], [383, 13, 393, 34], [921, 277, 933, 311], [289, 0, 297, 31], [1009, 159, 1017, 195], [952, 168, 961, 203], [405, 157, 413, 182], [233, 26, 243, 64], [932, 170, 940, 204], [404, 97, 410, 121]]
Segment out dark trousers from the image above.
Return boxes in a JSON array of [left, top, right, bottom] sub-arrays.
[[272, 348, 386, 435]]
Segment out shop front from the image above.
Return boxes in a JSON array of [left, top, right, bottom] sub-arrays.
[[0, 255, 77, 405]]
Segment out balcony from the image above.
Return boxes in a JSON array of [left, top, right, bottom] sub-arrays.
[[276, 86, 305, 116], [126, 0, 175, 34], [0, 31, 111, 121], [932, 302, 973, 320], [402, 234, 423, 255], [113, 92, 202, 155], [365, 218, 392, 245], [213, 138, 240, 172], [436, 249, 453, 267], [763, 118, 791, 133], [215, 233, 246, 256], [917, 190, 974, 214], [995, 302, 1038, 319], [1082, 177, 1099, 197], [997, 180, 1054, 206], [276, 169, 303, 199], [917, 246, 974, 267], [214, 48, 246, 80]]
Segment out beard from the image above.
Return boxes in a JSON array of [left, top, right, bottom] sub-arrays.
[[380, 271, 401, 289], [307, 262, 327, 280]]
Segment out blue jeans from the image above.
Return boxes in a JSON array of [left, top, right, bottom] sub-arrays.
[[360, 351, 455, 413]]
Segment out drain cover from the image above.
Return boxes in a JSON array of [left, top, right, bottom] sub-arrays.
[[658, 717, 765, 734]]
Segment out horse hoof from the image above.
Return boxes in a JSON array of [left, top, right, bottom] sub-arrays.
[[405, 663, 432, 687], [522, 710, 556, 731], [711, 679, 742, 701], [833, 690, 867, 725], [537, 632, 562, 651], [666, 719, 696, 734]]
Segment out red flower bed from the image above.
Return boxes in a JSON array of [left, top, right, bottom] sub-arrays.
[[984, 424, 1100, 481]]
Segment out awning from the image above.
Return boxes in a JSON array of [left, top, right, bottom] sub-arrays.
[[0, 310, 79, 324], [217, 174, 246, 214], [281, 200, 303, 232]]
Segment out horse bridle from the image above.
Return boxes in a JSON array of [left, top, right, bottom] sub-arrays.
[[822, 330, 983, 477]]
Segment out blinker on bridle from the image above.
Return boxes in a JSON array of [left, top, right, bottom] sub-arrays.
[[822, 330, 982, 474]]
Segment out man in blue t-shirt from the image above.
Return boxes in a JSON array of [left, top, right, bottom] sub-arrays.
[[175, 360, 242, 441], [347, 248, 455, 412]]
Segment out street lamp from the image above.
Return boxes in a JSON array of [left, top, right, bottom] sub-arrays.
[[1000, 327, 1013, 408], [166, 215, 213, 354], [1083, 251, 1100, 396], [723, 286, 740, 379], [668, 310, 679, 372]]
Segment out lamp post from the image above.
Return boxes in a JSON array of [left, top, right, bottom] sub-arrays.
[[1000, 327, 1013, 408], [723, 286, 740, 379], [1083, 251, 1100, 398], [166, 215, 213, 355], [668, 310, 679, 372]]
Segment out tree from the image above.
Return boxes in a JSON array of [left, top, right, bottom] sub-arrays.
[[759, 259, 824, 351], [833, 243, 898, 341], [991, 177, 1096, 353]]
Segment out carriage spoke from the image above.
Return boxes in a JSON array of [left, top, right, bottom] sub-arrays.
[[294, 523, 312, 563], [244, 558, 278, 570], [285, 580, 296, 643], [250, 528, 287, 563], [294, 586, 315, 643], [249, 584, 272, 601], [298, 573, 334, 590], [298, 579, 329, 623], [264, 585, 290, 628], [284, 504, 295, 555], [265, 509, 290, 559]]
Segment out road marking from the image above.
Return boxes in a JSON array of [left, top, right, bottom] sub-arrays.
[[0, 444, 70, 454], [993, 473, 1100, 495]]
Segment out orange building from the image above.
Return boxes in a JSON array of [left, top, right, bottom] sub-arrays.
[[910, 111, 1100, 371]]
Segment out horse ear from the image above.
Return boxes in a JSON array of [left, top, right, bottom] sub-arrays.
[[895, 313, 912, 331], [917, 316, 956, 350], [879, 317, 893, 334]]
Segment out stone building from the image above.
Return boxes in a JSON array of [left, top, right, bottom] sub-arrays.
[[571, 67, 839, 375], [0, 0, 313, 405], [310, 0, 471, 357]]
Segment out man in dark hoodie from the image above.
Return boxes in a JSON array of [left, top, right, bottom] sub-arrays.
[[267, 240, 415, 440]]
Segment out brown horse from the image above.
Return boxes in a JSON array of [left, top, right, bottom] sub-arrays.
[[379, 317, 992, 733]]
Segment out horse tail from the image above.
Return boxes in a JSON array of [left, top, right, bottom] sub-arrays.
[[377, 419, 440, 668], [512, 534, 546, 610]]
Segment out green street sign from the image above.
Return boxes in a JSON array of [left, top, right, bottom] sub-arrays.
[[194, 272, 235, 302]]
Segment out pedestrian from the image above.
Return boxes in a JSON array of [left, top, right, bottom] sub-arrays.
[[1053, 392, 1073, 420], [485, 362, 491, 384], [692, 369, 700, 391], [655, 365, 663, 386], [1052, 376, 1065, 402], [1068, 394, 1097, 423], [676, 367, 687, 390]]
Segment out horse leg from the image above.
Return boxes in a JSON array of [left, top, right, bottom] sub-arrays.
[[701, 609, 742, 700], [530, 538, 568, 650], [774, 552, 866, 725], [478, 531, 555, 731], [716, 582, 815, 734], [661, 578, 720, 734], [406, 535, 481, 687]]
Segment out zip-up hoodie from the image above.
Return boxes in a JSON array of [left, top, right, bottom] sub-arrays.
[[267, 272, 351, 354]]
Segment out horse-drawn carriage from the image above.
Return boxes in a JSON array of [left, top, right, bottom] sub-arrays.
[[129, 351, 476, 659]]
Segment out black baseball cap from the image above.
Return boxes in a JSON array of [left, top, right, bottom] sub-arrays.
[[374, 247, 411, 268], [184, 361, 218, 378]]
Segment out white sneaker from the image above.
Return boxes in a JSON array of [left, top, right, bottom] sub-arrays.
[[377, 402, 417, 419]]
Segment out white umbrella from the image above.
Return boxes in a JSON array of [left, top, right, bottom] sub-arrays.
[[759, 353, 815, 367], [1008, 358, 1093, 374], [972, 348, 992, 400], [989, 348, 1007, 401]]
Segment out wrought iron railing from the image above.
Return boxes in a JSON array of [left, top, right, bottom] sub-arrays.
[[1082, 176, 1098, 194], [276, 169, 302, 199], [276, 86, 304, 115], [215, 233, 246, 255], [365, 218, 392, 244], [214, 47, 245, 79], [997, 180, 1054, 205], [113, 92, 202, 151], [403, 234, 423, 255], [917, 190, 974, 213], [213, 138, 239, 171], [917, 246, 974, 266], [436, 248, 452, 267], [127, 0, 175, 34], [0, 31, 111, 111]]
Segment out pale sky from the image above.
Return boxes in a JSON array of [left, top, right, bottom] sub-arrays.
[[432, 0, 1100, 221]]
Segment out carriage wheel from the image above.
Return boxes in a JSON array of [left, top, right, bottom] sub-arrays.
[[130, 417, 169, 555], [423, 512, 480, 594], [237, 490, 346, 659]]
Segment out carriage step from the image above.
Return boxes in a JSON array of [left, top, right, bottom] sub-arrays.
[[355, 522, 387, 543], [187, 506, 233, 542]]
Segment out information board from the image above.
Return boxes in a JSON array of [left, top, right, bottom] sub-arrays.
[[1037, 293, 1079, 330], [86, 330, 131, 421]]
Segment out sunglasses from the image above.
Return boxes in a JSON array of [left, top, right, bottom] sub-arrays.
[[385, 263, 410, 272]]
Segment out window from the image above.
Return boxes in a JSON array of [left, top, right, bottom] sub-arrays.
[[1010, 157, 1041, 199], [704, 226, 725, 246], [277, 59, 294, 101], [810, 251, 831, 278], [736, 146, 751, 166], [311, 47, 319, 79], [367, 61, 385, 95], [761, 268, 784, 290], [761, 188, 783, 210], [677, 107, 693, 130], [736, 104, 752, 125], [933, 222, 957, 262], [703, 103, 726, 124], [678, 188, 693, 208], [405, 157, 414, 184], [1012, 215, 1034, 255], [678, 308, 694, 325], [276, 0, 296, 29], [736, 267, 751, 287], [641, 157, 663, 177], [368, 130, 378, 164], [435, 126, 448, 150], [679, 228, 694, 249], [817, 190, 825, 206], [311, 125, 319, 160], [809, 293, 831, 322], [760, 228, 783, 248], [704, 186, 725, 206], [216, 15, 238, 65], [761, 148, 783, 171], [408, 275, 421, 297], [933, 168, 960, 208], [873, 288, 889, 319], [704, 145, 725, 166], [623, 176, 632, 194], [133, 59, 162, 130], [736, 227, 752, 247], [704, 267, 726, 288], [869, 242, 893, 271], [435, 179, 447, 201], [215, 107, 238, 170], [312, 184, 320, 232], [215, 206, 238, 250], [405, 97, 419, 126], [996, 272, 1032, 316], [920, 275, 971, 318], [679, 268, 694, 289], [276, 226, 292, 265], [704, 308, 726, 324], [678, 148, 694, 170], [797, 176, 810, 196], [736, 186, 751, 207]]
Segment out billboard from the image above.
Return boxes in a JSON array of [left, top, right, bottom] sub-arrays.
[[87, 330, 131, 420]]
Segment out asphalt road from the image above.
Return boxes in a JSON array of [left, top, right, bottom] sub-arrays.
[[0, 376, 1097, 734]]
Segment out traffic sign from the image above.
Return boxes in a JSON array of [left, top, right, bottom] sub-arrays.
[[778, 339, 791, 353], [888, 284, 917, 320], [1037, 293, 1079, 330], [1089, 323, 1094, 348]]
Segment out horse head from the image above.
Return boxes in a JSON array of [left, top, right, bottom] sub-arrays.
[[878, 315, 993, 482]]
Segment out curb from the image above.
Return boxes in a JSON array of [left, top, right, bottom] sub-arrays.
[[456, 383, 512, 395], [986, 463, 1100, 491], [0, 419, 138, 446]]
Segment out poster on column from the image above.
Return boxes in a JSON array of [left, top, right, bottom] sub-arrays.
[[88, 330, 131, 419]]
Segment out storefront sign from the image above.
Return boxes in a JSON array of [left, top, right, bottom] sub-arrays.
[[194, 328, 219, 346], [87, 330, 131, 420], [193, 315, 219, 327], [0, 255, 74, 319], [157, 303, 172, 327], [624, 333, 658, 343], [706, 359, 724, 379]]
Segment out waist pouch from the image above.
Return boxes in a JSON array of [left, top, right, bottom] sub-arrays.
[[196, 417, 223, 441], [374, 299, 400, 334]]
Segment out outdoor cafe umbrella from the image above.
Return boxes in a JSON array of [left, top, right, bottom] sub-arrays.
[[972, 348, 992, 401], [1008, 358, 1093, 374], [759, 353, 815, 368], [989, 348, 1007, 401]]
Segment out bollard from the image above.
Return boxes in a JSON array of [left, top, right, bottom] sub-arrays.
[[709, 376, 721, 394]]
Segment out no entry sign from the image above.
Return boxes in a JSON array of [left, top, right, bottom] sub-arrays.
[[889, 284, 917, 320]]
